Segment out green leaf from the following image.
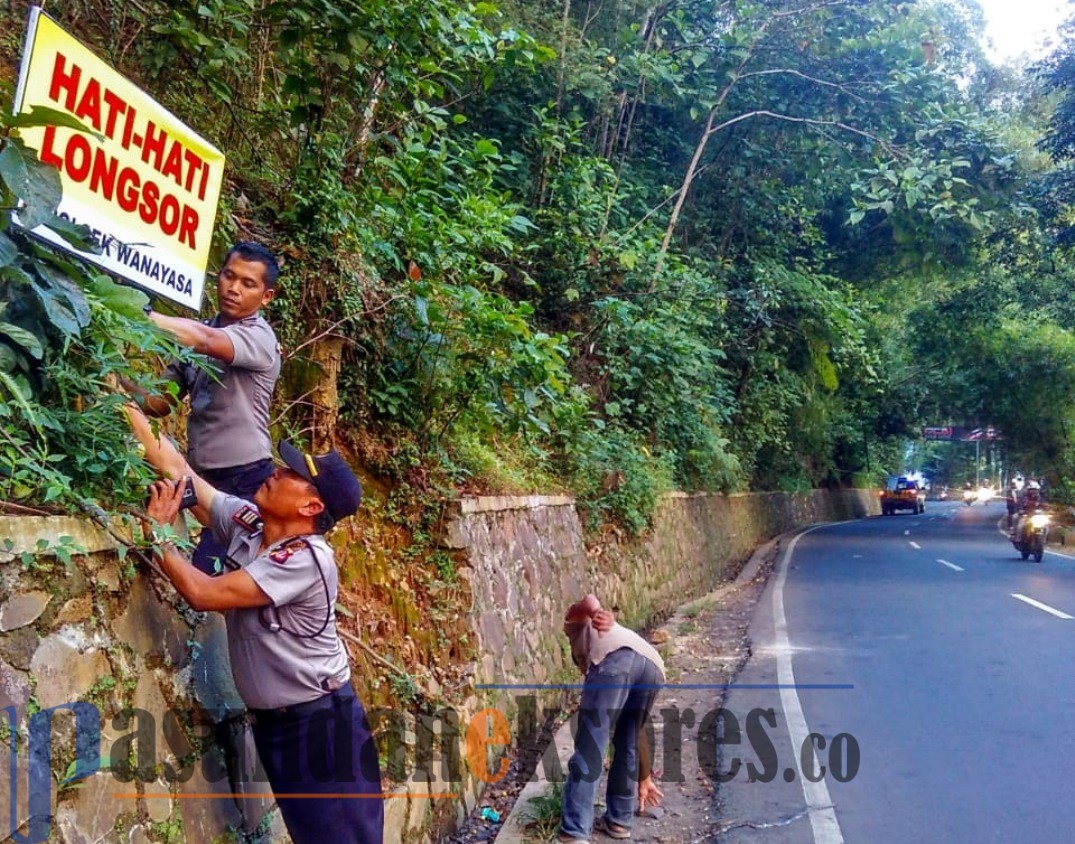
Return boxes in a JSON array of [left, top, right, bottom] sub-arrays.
[[9, 106, 104, 142], [29, 282, 79, 337], [0, 322, 43, 359], [414, 296, 429, 326], [42, 214, 99, 254], [0, 233, 18, 269], [36, 264, 91, 327], [0, 343, 15, 372], [0, 369, 36, 422], [0, 139, 62, 231], [88, 275, 149, 319]]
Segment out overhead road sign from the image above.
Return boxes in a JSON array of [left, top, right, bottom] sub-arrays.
[[11, 8, 225, 310], [922, 426, 1000, 442]]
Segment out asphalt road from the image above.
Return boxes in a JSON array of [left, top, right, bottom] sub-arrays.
[[715, 499, 1075, 843]]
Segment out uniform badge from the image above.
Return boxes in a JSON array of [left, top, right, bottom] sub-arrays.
[[232, 505, 262, 533], [269, 538, 307, 565]]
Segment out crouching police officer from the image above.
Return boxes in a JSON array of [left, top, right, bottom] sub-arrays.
[[124, 403, 383, 844]]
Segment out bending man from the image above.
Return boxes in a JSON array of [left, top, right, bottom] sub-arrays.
[[560, 594, 665, 842]]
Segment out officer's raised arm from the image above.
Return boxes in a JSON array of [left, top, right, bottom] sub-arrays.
[[122, 401, 216, 526], [146, 311, 238, 362]]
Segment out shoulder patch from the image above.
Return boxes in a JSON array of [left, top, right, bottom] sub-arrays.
[[232, 506, 262, 533], [269, 537, 308, 565]]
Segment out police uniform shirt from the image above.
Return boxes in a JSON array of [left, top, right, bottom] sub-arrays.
[[163, 313, 280, 472], [209, 493, 350, 710]]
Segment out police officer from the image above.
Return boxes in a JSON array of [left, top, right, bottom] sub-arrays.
[[131, 241, 281, 575], [125, 402, 383, 844]]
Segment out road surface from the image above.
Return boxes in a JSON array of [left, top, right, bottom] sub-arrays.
[[716, 499, 1075, 843]]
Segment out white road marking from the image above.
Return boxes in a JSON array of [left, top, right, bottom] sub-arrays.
[[937, 559, 963, 572], [1011, 593, 1074, 620], [774, 525, 845, 844], [909, 541, 922, 549], [903, 530, 910, 536]]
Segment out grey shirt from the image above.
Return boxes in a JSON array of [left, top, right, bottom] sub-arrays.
[[210, 493, 350, 710], [163, 313, 280, 472]]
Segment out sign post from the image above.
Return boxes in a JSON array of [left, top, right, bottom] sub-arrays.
[[11, 8, 225, 310]]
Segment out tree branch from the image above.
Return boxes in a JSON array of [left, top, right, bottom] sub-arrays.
[[735, 68, 867, 102], [705, 109, 901, 157]]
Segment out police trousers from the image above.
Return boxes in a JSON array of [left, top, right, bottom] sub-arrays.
[[249, 685, 384, 844]]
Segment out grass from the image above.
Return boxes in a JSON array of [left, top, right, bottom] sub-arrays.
[[446, 429, 564, 496], [523, 781, 565, 842]]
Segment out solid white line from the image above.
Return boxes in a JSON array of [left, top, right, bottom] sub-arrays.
[[1011, 593, 1074, 620], [774, 525, 845, 844], [909, 541, 922, 549], [937, 559, 963, 572]]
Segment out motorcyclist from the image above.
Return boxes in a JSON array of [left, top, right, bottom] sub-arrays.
[[1006, 481, 1019, 529], [1013, 481, 1044, 543]]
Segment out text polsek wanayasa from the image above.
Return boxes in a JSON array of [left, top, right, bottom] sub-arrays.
[[38, 53, 212, 251]]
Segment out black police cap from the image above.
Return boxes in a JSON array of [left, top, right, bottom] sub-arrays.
[[278, 440, 363, 526]]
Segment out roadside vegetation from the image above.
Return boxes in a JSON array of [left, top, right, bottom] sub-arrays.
[[8, 0, 1075, 704]]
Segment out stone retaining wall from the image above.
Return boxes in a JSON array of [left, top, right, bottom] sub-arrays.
[[0, 487, 876, 843], [0, 516, 287, 844], [454, 489, 879, 718]]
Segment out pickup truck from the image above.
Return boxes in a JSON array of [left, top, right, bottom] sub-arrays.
[[881, 477, 925, 515]]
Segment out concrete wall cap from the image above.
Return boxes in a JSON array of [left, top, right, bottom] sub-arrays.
[[0, 515, 122, 557]]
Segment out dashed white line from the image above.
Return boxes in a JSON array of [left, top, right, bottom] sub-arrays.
[[937, 559, 963, 572], [909, 541, 922, 549], [1011, 593, 1074, 619]]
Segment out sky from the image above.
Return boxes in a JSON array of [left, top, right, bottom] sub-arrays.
[[978, 0, 1070, 61]]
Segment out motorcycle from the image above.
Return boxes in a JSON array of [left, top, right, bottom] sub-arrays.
[[1011, 509, 1050, 563], [962, 488, 976, 506]]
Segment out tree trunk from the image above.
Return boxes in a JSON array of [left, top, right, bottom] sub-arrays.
[[309, 337, 345, 451], [657, 104, 720, 270]]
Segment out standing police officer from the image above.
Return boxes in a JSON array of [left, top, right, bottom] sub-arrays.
[[132, 241, 281, 575], [124, 402, 383, 844]]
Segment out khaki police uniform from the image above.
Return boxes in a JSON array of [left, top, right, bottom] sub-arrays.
[[209, 493, 384, 844], [166, 312, 280, 574], [164, 312, 279, 473]]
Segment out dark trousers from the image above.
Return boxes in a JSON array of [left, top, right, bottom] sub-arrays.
[[192, 458, 274, 575], [250, 686, 384, 844]]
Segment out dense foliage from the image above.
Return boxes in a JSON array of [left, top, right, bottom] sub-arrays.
[[6, 0, 1075, 523]]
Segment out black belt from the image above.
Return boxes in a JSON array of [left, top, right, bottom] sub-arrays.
[[249, 685, 355, 722]]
